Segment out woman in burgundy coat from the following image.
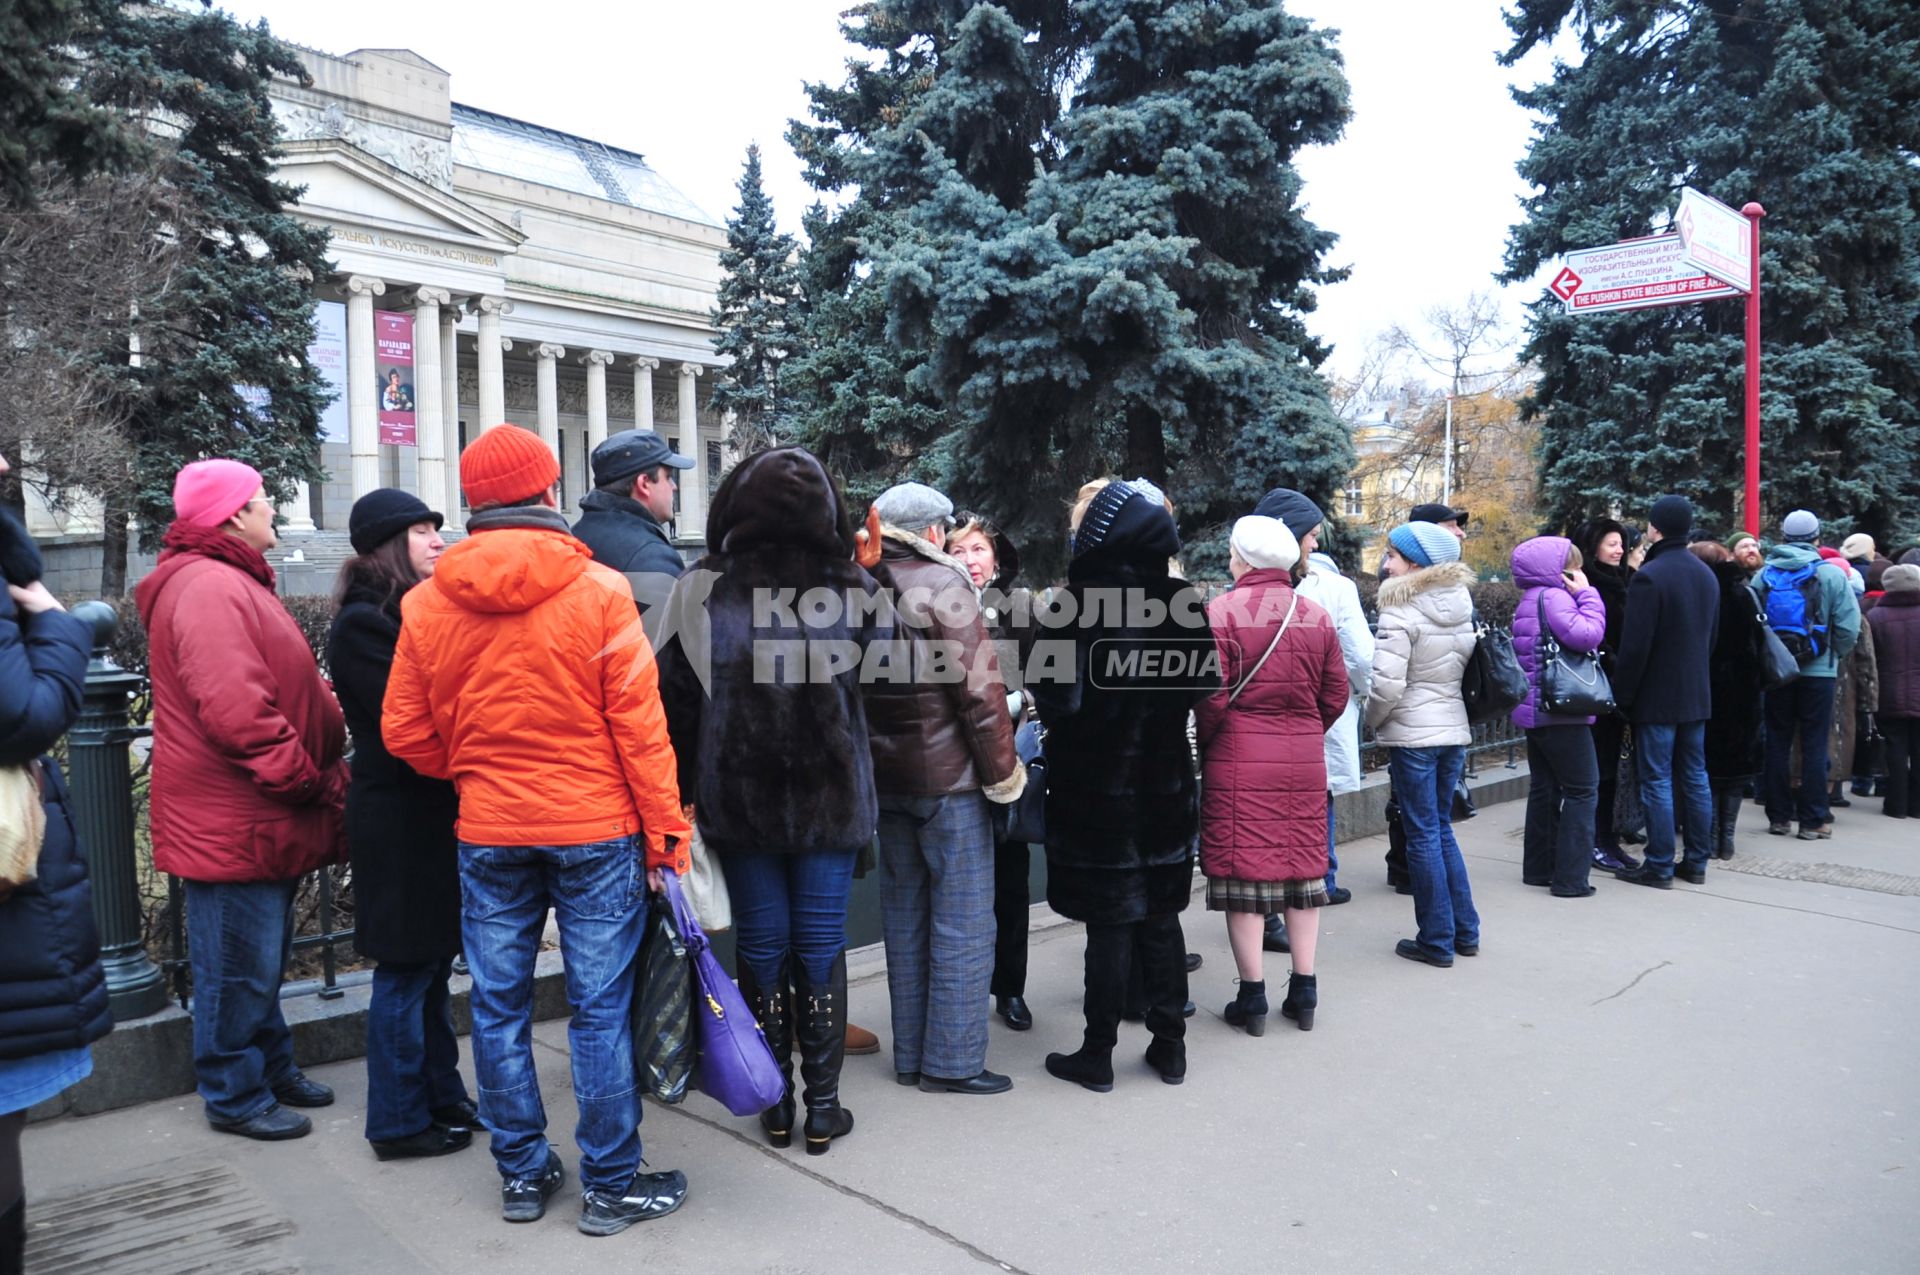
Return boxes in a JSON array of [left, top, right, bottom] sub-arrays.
[[1195, 517, 1348, 1036]]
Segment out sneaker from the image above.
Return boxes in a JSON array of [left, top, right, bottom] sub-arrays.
[[208, 1103, 311, 1141], [502, 1151, 565, 1224], [1767, 822, 1792, 836], [578, 1169, 688, 1237], [1797, 822, 1833, 840]]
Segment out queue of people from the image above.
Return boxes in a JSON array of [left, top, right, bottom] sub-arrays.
[[7, 423, 1918, 1253]]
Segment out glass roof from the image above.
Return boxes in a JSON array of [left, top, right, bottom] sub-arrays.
[[450, 104, 718, 227]]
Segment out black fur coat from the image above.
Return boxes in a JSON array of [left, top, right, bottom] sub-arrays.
[[1704, 560, 1768, 780], [656, 448, 891, 857]]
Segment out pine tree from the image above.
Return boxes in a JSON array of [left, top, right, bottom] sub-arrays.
[[710, 145, 803, 453], [84, 4, 334, 587], [794, 1, 1355, 575], [1501, 0, 1920, 541], [0, 0, 145, 205]]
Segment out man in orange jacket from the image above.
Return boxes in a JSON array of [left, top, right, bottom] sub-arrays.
[[384, 423, 693, 1239]]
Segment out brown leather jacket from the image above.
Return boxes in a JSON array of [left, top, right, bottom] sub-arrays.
[[863, 529, 1023, 800]]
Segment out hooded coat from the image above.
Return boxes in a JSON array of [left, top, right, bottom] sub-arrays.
[[1033, 508, 1217, 926], [0, 590, 111, 1061], [1611, 536, 1720, 724], [382, 509, 691, 870], [1294, 552, 1373, 793], [1752, 542, 1861, 679], [1508, 536, 1609, 729], [325, 573, 461, 964], [656, 447, 891, 857], [1702, 559, 1769, 779], [1572, 519, 1632, 673], [1194, 570, 1348, 884], [1366, 561, 1479, 748], [134, 528, 348, 883]]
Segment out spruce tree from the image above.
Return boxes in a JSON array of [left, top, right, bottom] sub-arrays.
[[794, 1, 1355, 574], [710, 145, 802, 453], [1501, 0, 1920, 540], [85, 3, 333, 583], [0, 0, 145, 205]]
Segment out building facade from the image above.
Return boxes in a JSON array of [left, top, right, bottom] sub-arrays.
[[31, 44, 730, 593]]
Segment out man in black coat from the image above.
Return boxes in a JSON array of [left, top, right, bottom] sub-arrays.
[[571, 429, 694, 630], [1610, 494, 1720, 888]]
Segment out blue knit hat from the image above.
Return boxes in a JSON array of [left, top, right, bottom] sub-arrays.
[[1388, 521, 1460, 567]]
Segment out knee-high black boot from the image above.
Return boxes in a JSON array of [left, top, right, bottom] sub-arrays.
[[794, 952, 854, 1156], [1714, 782, 1745, 860], [737, 956, 794, 1148], [2, 1194, 23, 1275]]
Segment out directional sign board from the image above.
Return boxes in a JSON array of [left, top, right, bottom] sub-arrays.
[[1676, 186, 1752, 291], [1550, 233, 1744, 315]]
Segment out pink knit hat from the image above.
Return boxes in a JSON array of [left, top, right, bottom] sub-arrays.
[[173, 459, 264, 528]]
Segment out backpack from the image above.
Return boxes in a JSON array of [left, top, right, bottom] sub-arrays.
[[1761, 561, 1827, 665]]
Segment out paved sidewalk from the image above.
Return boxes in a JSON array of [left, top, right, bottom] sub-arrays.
[[24, 796, 1920, 1274]]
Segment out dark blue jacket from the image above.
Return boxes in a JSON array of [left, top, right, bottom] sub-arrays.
[[571, 489, 686, 625], [1612, 537, 1720, 724], [0, 591, 112, 1061]]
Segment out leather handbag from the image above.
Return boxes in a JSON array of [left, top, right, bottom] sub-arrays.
[[1535, 593, 1616, 717], [663, 875, 787, 1117], [1004, 719, 1047, 845], [1461, 610, 1529, 724]]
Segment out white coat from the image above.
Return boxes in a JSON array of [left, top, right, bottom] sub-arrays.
[[1295, 552, 1374, 793]]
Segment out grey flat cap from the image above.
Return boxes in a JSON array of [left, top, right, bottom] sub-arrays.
[[873, 481, 953, 530]]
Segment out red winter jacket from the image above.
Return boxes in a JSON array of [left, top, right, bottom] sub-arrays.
[[134, 527, 348, 883], [1194, 571, 1349, 885]]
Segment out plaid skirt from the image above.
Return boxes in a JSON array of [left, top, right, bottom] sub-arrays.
[[1205, 876, 1330, 913]]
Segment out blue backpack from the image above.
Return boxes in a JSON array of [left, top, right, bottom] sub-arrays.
[[1761, 562, 1827, 665]]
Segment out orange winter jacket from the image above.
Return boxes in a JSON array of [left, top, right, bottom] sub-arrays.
[[382, 515, 691, 871]]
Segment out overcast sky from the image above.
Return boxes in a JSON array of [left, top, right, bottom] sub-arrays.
[[217, 0, 1565, 379]]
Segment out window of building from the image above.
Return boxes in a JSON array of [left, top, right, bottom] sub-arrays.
[[1345, 482, 1363, 518], [707, 440, 723, 497], [666, 437, 682, 516]]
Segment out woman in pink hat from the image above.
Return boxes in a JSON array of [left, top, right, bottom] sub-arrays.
[[133, 460, 349, 1143]]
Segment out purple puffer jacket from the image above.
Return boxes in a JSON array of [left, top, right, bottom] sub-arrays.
[[1510, 535, 1609, 728]]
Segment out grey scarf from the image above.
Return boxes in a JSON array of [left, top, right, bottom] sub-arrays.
[[464, 505, 574, 536]]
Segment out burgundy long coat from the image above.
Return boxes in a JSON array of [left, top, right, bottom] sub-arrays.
[[1195, 569, 1349, 884]]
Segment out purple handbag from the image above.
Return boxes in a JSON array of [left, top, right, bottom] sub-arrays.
[[660, 874, 787, 1117]]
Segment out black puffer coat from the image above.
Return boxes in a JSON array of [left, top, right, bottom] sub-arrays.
[[1034, 504, 1218, 926], [326, 575, 461, 965], [0, 587, 111, 1060], [1703, 560, 1768, 779]]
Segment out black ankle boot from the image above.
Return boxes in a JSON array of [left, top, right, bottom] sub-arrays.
[[738, 957, 795, 1148], [1144, 1035, 1186, 1085], [1223, 979, 1267, 1036], [794, 952, 854, 1156], [1280, 972, 1318, 1031], [1044, 1043, 1115, 1092]]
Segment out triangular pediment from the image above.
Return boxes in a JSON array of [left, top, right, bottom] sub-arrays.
[[278, 138, 524, 251], [347, 48, 450, 76]]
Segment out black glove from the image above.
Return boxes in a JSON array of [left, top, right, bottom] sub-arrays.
[[0, 504, 45, 587]]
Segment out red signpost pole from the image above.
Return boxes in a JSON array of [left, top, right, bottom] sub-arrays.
[[1742, 202, 1766, 537]]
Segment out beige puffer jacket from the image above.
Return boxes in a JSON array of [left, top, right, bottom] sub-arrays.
[[1366, 561, 1478, 748]]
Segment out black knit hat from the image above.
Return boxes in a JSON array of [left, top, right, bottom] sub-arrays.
[[1649, 493, 1692, 540], [1252, 487, 1324, 541], [1072, 480, 1180, 560], [349, 488, 442, 555]]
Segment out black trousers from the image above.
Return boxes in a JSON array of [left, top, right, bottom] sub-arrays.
[[1591, 714, 1627, 852], [1088, 914, 1187, 1050], [990, 836, 1030, 998], [1884, 716, 1920, 819], [1522, 725, 1598, 892]]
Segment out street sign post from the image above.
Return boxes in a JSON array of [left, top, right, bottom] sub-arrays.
[[1549, 233, 1742, 315], [1549, 195, 1767, 535]]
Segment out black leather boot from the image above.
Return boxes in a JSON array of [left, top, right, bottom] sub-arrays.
[[1714, 785, 1744, 860], [1280, 971, 1318, 1031], [794, 952, 854, 1156], [738, 956, 795, 1148]]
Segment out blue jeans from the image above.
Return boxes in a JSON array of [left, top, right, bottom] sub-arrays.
[[459, 837, 644, 1192], [183, 878, 298, 1124], [364, 957, 472, 1141], [1763, 677, 1839, 826], [1387, 747, 1479, 958], [877, 792, 995, 1079], [1636, 720, 1713, 875], [722, 848, 859, 987]]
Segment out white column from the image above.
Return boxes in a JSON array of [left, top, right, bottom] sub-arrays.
[[632, 356, 658, 430], [585, 350, 614, 451], [345, 275, 385, 499], [475, 296, 512, 430], [279, 480, 315, 533], [440, 304, 463, 511], [411, 286, 450, 514], [535, 343, 566, 454], [677, 362, 705, 540]]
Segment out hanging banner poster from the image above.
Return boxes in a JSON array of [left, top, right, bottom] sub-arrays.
[[375, 309, 417, 446], [308, 300, 348, 442]]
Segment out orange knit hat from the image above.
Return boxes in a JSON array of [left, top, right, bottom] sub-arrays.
[[461, 424, 559, 508]]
